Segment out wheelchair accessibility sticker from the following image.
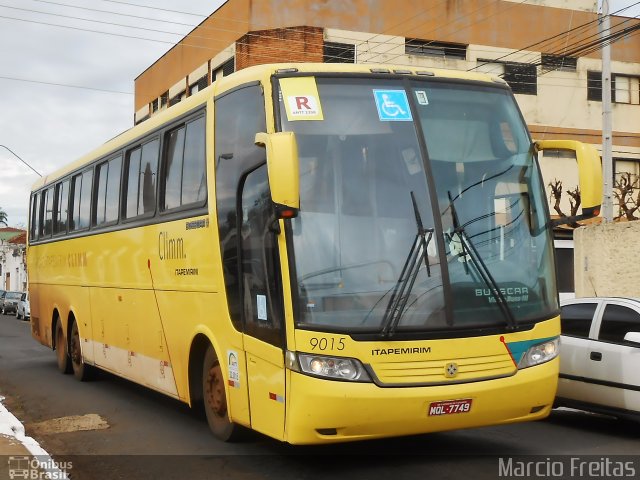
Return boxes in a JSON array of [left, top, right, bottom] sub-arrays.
[[373, 90, 412, 121]]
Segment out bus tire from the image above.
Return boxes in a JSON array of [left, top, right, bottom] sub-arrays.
[[202, 346, 242, 442], [55, 320, 72, 374], [70, 321, 93, 382]]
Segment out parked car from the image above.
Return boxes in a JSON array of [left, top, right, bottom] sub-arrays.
[[16, 292, 30, 320], [1, 291, 23, 315], [556, 297, 640, 420]]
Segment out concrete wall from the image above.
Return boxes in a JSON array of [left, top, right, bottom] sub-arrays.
[[574, 221, 640, 297]]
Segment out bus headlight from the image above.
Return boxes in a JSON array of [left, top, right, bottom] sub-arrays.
[[287, 351, 372, 382], [517, 338, 559, 369]]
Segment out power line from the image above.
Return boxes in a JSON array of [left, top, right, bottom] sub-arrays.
[[1, 1, 637, 98], [0, 145, 42, 177], [0, 74, 133, 95], [98, 0, 208, 18]]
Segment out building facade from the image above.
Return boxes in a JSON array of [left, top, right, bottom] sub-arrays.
[[134, 0, 640, 216], [0, 228, 27, 292]]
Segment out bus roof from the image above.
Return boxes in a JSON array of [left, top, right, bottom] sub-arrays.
[[30, 62, 506, 192]]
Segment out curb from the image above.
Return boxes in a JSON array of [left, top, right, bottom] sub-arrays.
[[0, 395, 69, 479]]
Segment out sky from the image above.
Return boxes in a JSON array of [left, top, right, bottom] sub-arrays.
[[0, 0, 226, 228], [0, 0, 638, 228]]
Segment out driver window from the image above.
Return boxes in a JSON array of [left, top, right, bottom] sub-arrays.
[[240, 164, 284, 347]]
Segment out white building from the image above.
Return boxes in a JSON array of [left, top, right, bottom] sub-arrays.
[[0, 228, 27, 292]]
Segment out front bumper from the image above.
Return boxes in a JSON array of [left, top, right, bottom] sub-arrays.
[[285, 357, 558, 444]]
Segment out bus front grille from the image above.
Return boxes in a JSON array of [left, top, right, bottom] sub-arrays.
[[368, 353, 516, 386]]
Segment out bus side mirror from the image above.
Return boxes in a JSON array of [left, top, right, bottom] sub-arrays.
[[255, 132, 300, 218], [536, 140, 603, 222]]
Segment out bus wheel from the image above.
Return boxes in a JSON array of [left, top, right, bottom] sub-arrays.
[[202, 346, 241, 441], [55, 321, 72, 374], [70, 321, 93, 381]]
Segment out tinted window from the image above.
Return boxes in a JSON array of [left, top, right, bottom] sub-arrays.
[[555, 248, 574, 294], [560, 303, 597, 337], [240, 165, 283, 347], [40, 188, 54, 237], [95, 155, 122, 225], [53, 180, 69, 235], [215, 85, 266, 330], [599, 304, 640, 344], [162, 115, 206, 210], [71, 170, 93, 231], [164, 127, 185, 209], [125, 147, 142, 218], [124, 139, 159, 219], [29, 193, 40, 241]]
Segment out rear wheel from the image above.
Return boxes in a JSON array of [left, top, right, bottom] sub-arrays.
[[70, 321, 93, 381], [202, 346, 243, 441], [55, 321, 72, 374]]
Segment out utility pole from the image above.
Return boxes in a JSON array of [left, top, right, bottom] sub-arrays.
[[600, 0, 614, 222]]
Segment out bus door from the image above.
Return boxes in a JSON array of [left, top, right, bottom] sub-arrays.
[[239, 163, 287, 439]]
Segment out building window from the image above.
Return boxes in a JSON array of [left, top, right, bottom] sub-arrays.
[[405, 39, 467, 60], [151, 98, 159, 113], [189, 75, 208, 96], [160, 91, 169, 109], [587, 70, 619, 102], [477, 60, 537, 95], [212, 58, 235, 82], [614, 75, 640, 105], [503, 63, 537, 95], [541, 53, 577, 72], [324, 42, 355, 63]]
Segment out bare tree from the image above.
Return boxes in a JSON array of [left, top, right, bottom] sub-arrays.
[[548, 179, 580, 227], [613, 172, 640, 221]]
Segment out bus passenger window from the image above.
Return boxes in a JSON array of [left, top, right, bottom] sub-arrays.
[[162, 115, 206, 211], [124, 139, 159, 219], [70, 170, 93, 231], [40, 188, 53, 238], [53, 180, 69, 235], [29, 193, 40, 241], [95, 155, 122, 226]]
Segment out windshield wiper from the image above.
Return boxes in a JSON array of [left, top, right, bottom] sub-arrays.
[[446, 191, 517, 331], [380, 192, 433, 338]]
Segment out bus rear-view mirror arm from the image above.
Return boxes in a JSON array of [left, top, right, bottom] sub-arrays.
[[255, 132, 300, 220]]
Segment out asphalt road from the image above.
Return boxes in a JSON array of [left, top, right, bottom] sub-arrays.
[[0, 313, 638, 480]]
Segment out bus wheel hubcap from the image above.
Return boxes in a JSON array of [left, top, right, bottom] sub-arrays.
[[205, 364, 226, 417], [71, 332, 81, 364]]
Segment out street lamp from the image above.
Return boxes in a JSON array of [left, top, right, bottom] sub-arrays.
[[0, 145, 42, 177]]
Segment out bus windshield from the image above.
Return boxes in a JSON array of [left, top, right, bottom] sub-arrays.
[[278, 76, 557, 335]]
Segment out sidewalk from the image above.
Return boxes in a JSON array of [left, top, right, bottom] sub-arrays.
[[1, 395, 69, 479]]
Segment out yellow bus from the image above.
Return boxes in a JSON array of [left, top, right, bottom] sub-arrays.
[[28, 63, 602, 444]]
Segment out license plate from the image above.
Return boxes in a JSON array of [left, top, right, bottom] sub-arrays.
[[428, 399, 472, 416]]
